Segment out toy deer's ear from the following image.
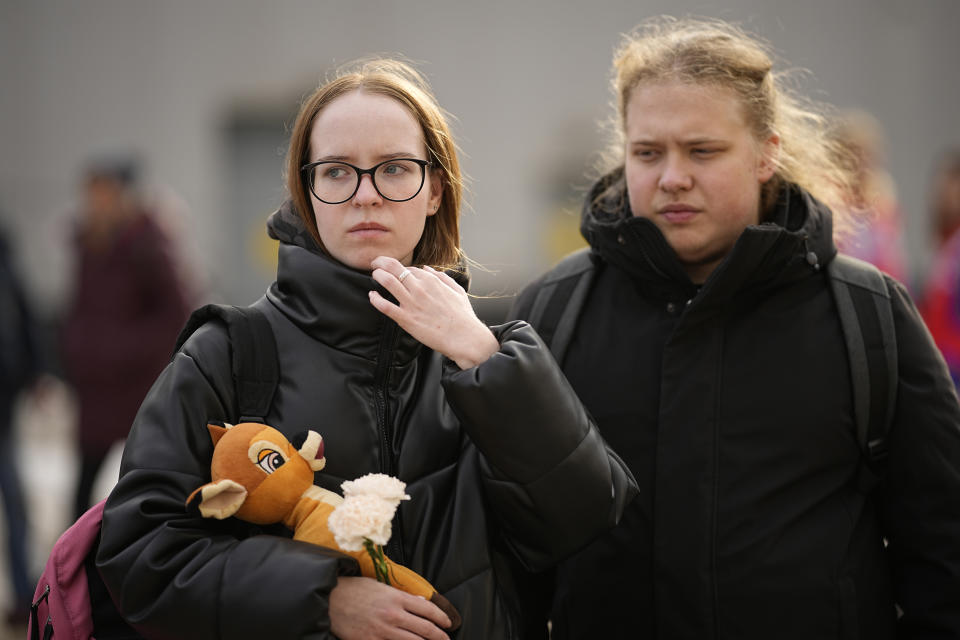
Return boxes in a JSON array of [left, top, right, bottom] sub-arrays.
[[186, 479, 247, 519], [207, 422, 234, 447], [293, 430, 326, 472]]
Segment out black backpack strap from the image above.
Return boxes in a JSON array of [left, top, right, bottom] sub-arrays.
[[827, 254, 898, 491], [173, 304, 279, 423], [526, 248, 597, 366]]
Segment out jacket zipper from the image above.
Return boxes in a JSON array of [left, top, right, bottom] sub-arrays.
[[373, 320, 405, 564]]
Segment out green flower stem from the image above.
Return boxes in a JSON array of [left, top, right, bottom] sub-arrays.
[[363, 539, 391, 586]]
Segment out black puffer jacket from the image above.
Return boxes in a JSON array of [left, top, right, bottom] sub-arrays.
[[96, 202, 635, 640], [511, 173, 960, 639]]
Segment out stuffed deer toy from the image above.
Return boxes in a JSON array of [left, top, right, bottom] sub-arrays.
[[186, 421, 460, 629]]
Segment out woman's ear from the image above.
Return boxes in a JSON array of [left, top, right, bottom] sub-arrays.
[[426, 169, 444, 217], [757, 133, 781, 184]]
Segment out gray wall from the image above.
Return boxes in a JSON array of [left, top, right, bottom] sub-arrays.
[[2, 0, 958, 316]]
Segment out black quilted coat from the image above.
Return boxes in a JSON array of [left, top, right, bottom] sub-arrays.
[[511, 174, 960, 640]]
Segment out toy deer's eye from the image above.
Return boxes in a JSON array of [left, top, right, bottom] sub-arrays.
[[256, 449, 286, 474], [248, 439, 289, 474]]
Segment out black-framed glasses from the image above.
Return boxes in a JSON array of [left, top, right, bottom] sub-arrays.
[[300, 158, 432, 205]]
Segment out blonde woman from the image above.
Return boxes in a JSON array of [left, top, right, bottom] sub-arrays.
[[96, 59, 634, 640], [512, 17, 960, 640]]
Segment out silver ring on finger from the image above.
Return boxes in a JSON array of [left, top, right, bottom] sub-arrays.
[[398, 268, 412, 284]]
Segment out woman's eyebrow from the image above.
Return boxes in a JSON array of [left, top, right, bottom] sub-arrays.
[[681, 137, 725, 146], [313, 151, 422, 163], [378, 151, 421, 160]]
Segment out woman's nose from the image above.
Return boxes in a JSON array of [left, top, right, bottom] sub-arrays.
[[658, 156, 693, 193], [353, 173, 382, 206]]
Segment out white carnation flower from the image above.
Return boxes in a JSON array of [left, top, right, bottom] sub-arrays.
[[341, 473, 410, 505], [328, 494, 398, 551], [328, 474, 413, 584]]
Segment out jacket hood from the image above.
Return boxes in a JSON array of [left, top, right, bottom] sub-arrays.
[[265, 200, 424, 364], [580, 169, 837, 303], [266, 199, 324, 254]]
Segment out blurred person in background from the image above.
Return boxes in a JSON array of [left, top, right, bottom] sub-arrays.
[[832, 109, 909, 284], [60, 156, 189, 522], [95, 59, 633, 640], [921, 149, 960, 386], [930, 150, 960, 250], [511, 17, 960, 639], [0, 223, 45, 626]]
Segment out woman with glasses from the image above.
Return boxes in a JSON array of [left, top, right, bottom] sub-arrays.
[[95, 59, 634, 640]]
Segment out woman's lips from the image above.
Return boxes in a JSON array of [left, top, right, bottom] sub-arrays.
[[658, 205, 701, 223], [349, 222, 388, 237], [662, 210, 698, 223]]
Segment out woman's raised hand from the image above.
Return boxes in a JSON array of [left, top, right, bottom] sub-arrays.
[[369, 256, 499, 370]]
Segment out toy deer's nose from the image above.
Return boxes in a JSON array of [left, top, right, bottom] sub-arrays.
[[292, 429, 327, 472]]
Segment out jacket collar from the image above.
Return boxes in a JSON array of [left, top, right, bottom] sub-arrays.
[[580, 170, 837, 308], [264, 201, 424, 364]]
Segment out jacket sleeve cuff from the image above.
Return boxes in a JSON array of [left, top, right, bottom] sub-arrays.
[[441, 321, 637, 569], [440, 320, 590, 483]]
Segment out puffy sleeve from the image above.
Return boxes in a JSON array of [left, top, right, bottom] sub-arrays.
[[878, 279, 960, 637], [95, 323, 357, 640], [440, 320, 636, 571]]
